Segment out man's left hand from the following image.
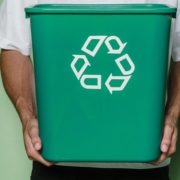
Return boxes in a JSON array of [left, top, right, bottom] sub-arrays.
[[153, 113, 178, 165]]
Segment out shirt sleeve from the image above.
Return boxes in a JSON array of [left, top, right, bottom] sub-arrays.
[[172, 0, 180, 62], [0, 0, 37, 56]]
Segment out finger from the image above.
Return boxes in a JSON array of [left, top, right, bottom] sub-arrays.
[[167, 127, 178, 157], [151, 153, 167, 165], [25, 132, 53, 167], [28, 119, 42, 151], [24, 131, 35, 160], [161, 122, 174, 153]]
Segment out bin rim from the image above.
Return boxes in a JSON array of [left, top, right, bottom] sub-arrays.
[[25, 4, 176, 16]]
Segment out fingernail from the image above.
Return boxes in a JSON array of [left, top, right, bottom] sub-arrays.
[[161, 144, 168, 152], [35, 143, 41, 150]]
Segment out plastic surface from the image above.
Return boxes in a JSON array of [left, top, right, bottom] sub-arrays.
[[26, 4, 176, 14], [26, 4, 176, 162]]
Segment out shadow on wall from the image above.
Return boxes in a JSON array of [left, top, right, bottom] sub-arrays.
[[170, 122, 180, 180]]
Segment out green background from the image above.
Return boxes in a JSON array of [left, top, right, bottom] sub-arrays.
[[0, 0, 180, 179]]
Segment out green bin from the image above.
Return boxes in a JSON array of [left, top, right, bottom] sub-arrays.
[[25, 4, 176, 162]]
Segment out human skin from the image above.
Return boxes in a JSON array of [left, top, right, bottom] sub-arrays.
[[0, 49, 180, 166]]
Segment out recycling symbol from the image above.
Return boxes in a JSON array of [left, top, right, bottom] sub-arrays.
[[70, 36, 135, 94]]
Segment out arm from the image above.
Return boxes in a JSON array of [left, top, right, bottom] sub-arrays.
[[154, 1, 180, 165], [0, 0, 52, 166], [154, 60, 180, 164], [0, 49, 52, 166]]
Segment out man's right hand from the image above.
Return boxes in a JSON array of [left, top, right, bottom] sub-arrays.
[[23, 116, 53, 167], [0, 50, 54, 167]]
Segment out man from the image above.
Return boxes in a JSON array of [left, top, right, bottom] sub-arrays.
[[0, 0, 180, 180]]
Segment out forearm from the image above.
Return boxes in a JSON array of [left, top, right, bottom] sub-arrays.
[[0, 50, 52, 166], [0, 50, 36, 127], [166, 60, 180, 121]]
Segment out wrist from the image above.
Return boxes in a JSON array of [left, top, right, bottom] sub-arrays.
[[15, 96, 36, 127], [165, 105, 180, 124]]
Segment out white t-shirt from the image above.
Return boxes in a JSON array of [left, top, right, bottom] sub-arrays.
[[0, 0, 180, 62], [0, 0, 179, 169]]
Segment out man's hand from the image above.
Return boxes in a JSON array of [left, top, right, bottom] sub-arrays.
[[23, 115, 53, 167], [0, 50, 53, 167], [152, 113, 178, 165], [152, 61, 180, 165]]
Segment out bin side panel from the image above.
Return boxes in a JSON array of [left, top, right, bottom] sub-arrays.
[[30, 14, 171, 162]]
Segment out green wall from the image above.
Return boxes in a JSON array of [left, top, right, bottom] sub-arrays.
[[0, 74, 32, 180], [170, 130, 180, 180], [0, 0, 180, 179]]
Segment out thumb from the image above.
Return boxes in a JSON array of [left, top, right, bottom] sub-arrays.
[[27, 118, 42, 151], [161, 122, 174, 153]]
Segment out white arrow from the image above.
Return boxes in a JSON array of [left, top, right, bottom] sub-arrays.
[[105, 74, 131, 94], [81, 36, 107, 57], [70, 55, 90, 80], [80, 74, 102, 90], [115, 54, 135, 76], [105, 36, 127, 54]]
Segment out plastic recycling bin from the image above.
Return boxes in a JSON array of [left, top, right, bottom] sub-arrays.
[[25, 4, 176, 162]]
